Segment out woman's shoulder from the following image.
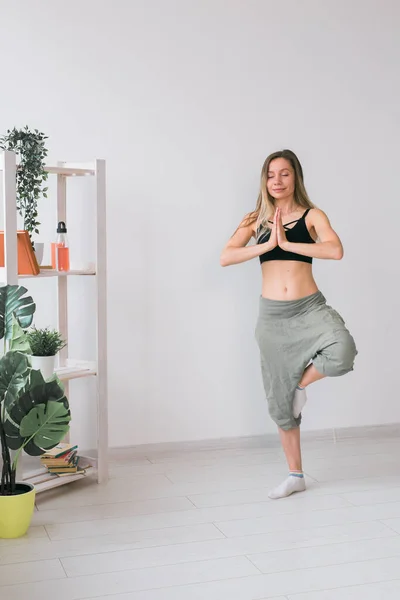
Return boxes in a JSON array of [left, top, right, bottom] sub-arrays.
[[306, 207, 329, 222], [240, 211, 259, 233]]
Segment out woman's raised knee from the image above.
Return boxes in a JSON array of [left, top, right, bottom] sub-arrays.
[[315, 330, 357, 377]]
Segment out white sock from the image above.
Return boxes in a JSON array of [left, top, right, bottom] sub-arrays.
[[293, 385, 307, 418], [268, 472, 306, 499]]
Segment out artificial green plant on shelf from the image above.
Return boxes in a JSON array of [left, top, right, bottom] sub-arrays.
[[26, 327, 66, 357], [0, 126, 49, 246], [0, 285, 70, 500], [26, 327, 67, 381]]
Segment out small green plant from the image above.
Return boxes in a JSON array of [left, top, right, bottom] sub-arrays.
[[0, 126, 49, 244], [26, 328, 66, 357]]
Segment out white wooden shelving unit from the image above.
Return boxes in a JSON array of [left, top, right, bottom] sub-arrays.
[[0, 150, 108, 493]]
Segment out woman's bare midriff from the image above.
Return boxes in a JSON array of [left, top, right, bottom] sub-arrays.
[[261, 261, 318, 301]]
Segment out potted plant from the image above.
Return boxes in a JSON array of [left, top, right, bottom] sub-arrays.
[[0, 126, 49, 258], [0, 284, 70, 538], [26, 327, 66, 380]]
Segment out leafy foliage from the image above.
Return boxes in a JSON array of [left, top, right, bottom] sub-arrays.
[[0, 352, 30, 414], [4, 368, 70, 456], [9, 316, 32, 353], [0, 285, 35, 344], [26, 327, 66, 357], [0, 126, 49, 243]]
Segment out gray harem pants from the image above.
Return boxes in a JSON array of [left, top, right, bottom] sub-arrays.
[[255, 290, 357, 430]]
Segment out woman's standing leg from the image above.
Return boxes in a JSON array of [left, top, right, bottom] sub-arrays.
[[269, 426, 306, 499], [271, 366, 326, 498], [279, 426, 302, 472]]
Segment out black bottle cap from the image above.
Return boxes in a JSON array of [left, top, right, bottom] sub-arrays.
[[57, 221, 67, 233]]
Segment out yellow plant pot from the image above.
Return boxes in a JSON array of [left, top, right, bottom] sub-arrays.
[[0, 483, 36, 538]]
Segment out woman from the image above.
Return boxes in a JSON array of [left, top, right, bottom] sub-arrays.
[[220, 149, 357, 500]]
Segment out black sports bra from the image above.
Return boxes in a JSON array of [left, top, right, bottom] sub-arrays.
[[257, 208, 315, 264]]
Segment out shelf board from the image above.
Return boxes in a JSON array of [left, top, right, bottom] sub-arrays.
[[55, 361, 97, 381], [34, 472, 90, 493], [19, 268, 96, 278], [24, 456, 97, 493], [27, 467, 96, 493], [44, 166, 95, 177]]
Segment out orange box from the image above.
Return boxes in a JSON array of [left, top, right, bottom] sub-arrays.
[[0, 231, 40, 275]]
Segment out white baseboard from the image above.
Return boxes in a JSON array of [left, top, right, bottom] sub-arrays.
[[108, 422, 400, 457]]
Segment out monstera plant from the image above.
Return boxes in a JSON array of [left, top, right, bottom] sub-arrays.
[[0, 284, 70, 505], [0, 353, 71, 496]]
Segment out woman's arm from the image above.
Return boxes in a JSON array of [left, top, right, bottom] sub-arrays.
[[220, 214, 276, 267], [279, 209, 343, 260]]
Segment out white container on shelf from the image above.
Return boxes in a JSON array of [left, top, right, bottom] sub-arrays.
[[30, 355, 55, 380]]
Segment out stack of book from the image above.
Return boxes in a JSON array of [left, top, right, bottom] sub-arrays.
[[40, 443, 87, 477]]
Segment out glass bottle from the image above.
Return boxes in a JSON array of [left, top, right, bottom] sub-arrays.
[[55, 221, 70, 271]]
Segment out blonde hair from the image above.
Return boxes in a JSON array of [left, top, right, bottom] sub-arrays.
[[243, 149, 315, 239]]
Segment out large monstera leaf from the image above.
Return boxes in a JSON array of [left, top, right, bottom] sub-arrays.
[[19, 401, 70, 452], [4, 369, 70, 456], [9, 315, 32, 353], [0, 285, 36, 341], [0, 351, 30, 408]]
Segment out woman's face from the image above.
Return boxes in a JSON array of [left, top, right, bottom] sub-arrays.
[[266, 158, 295, 201]]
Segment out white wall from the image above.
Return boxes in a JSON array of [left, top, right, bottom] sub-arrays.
[[1, 0, 399, 447]]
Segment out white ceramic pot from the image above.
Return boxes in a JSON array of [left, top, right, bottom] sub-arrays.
[[30, 355, 55, 380], [34, 242, 44, 266]]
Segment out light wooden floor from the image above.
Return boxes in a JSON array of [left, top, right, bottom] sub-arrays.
[[3, 431, 400, 599]]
